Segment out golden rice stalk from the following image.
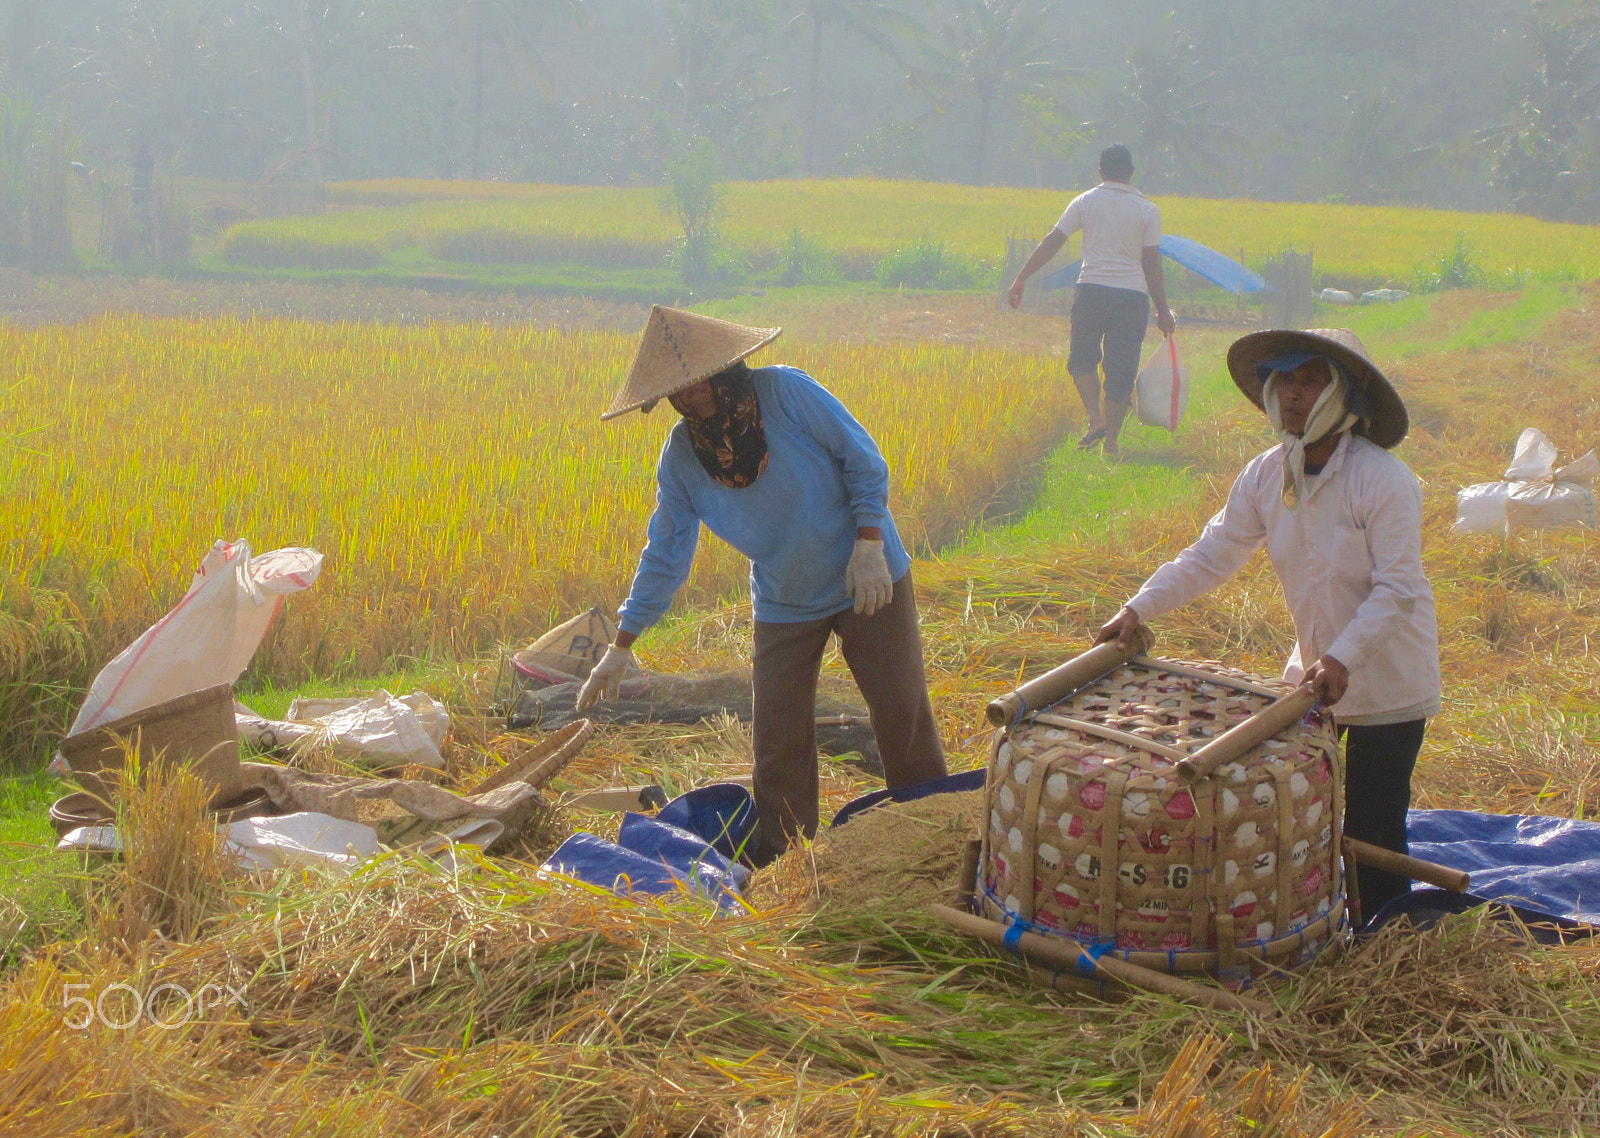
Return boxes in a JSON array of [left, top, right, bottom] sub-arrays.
[[88, 747, 235, 947]]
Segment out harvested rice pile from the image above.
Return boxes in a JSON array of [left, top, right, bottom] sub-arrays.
[[802, 788, 983, 914], [1112, 909, 1600, 1132]]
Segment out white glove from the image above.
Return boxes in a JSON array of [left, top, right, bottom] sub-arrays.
[[576, 644, 632, 711], [844, 538, 893, 616]]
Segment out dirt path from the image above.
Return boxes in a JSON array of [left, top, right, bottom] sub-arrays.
[[0, 268, 650, 329]]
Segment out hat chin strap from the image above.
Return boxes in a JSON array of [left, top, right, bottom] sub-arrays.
[[1264, 366, 1360, 507]]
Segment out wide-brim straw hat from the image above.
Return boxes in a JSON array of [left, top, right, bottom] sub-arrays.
[[601, 305, 782, 421], [1227, 327, 1408, 449]]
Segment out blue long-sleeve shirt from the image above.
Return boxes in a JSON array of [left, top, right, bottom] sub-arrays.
[[617, 365, 911, 634]]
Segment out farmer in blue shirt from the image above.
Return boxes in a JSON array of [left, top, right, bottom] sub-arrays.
[[577, 306, 947, 863]]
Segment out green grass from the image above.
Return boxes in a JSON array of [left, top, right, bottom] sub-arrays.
[[1337, 280, 1581, 358], [1435, 279, 1578, 351], [951, 326, 1248, 551], [949, 282, 1590, 554], [0, 770, 81, 966]]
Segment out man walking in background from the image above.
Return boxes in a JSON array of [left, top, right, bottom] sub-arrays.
[[1007, 144, 1176, 455]]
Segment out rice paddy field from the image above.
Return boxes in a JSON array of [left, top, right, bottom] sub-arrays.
[[2, 241, 1600, 1134], [0, 317, 1072, 763], [217, 178, 1600, 289]]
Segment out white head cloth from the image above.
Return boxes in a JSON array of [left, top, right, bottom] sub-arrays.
[[1263, 361, 1359, 507]]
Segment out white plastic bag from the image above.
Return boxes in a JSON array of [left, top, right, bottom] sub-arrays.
[[71, 540, 323, 735], [289, 691, 448, 769], [225, 812, 382, 872], [235, 693, 447, 770], [1453, 481, 1512, 534], [1135, 335, 1190, 431], [225, 812, 505, 874], [287, 691, 448, 749], [1454, 428, 1599, 535]]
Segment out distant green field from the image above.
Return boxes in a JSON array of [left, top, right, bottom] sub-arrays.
[[217, 178, 1600, 290]]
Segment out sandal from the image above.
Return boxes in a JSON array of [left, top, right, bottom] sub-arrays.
[[1077, 426, 1107, 450]]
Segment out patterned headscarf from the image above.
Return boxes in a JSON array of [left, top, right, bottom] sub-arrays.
[[681, 363, 769, 488]]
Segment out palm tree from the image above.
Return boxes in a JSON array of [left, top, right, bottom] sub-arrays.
[[1115, 25, 1245, 195], [1327, 89, 1438, 205], [661, 0, 779, 158], [1483, 6, 1600, 220], [445, 0, 586, 179], [786, 0, 916, 175], [906, 0, 1077, 184], [97, 0, 222, 164]]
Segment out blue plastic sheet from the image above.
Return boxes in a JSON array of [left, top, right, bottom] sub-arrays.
[[542, 831, 700, 895], [656, 783, 757, 862], [830, 768, 986, 828], [1039, 235, 1268, 296], [1405, 808, 1600, 924], [1367, 888, 1595, 943], [540, 784, 756, 911]]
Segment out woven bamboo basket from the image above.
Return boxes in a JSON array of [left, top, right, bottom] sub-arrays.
[[980, 635, 1346, 991], [59, 684, 244, 804]]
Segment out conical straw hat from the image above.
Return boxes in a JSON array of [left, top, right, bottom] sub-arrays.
[[1227, 327, 1408, 449], [601, 305, 782, 421]]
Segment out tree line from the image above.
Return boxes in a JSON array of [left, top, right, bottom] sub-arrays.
[[1, 0, 1598, 223]]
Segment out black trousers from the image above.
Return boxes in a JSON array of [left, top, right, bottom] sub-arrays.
[[1068, 283, 1151, 402], [1342, 718, 1427, 924]]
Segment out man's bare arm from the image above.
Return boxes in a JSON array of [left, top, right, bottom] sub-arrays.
[[1007, 228, 1067, 309], [1141, 245, 1176, 335]]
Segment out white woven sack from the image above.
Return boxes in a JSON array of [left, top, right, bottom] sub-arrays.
[[1135, 335, 1190, 431]]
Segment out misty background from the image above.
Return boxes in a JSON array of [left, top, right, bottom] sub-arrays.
[[2, 0, 1599, 221]]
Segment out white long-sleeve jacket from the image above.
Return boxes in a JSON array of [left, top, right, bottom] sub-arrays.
[[1126, 433, 1441, 725]]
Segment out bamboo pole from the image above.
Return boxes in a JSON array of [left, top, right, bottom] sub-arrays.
[[928, 903, 1275, 1016], [1344, 837, 1469, 893], [814, 714, 870, 728], [1176, 686, 1317, 783], [955, 837, 982, 908], [986, 628, 1156, 727]]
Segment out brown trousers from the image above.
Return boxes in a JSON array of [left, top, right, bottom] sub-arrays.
[[750, 570, 947, 863]]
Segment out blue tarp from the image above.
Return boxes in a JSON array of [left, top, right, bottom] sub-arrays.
[[540, 784, 756, 911], [1039, 234, 1268, 296], [657, 782, 758, 862], [830, 768, 987, 828], [1406, 808, 1600, 924]]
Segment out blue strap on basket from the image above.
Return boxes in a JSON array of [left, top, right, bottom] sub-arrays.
[[984, 879, 1117, 977], [1002, 920, 1025, 951], [1075, 940, 1115, 978]]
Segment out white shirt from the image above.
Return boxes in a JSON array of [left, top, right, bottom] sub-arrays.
[[1126, 433, 1441, 725], [1055, 181, 1162, 294]]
